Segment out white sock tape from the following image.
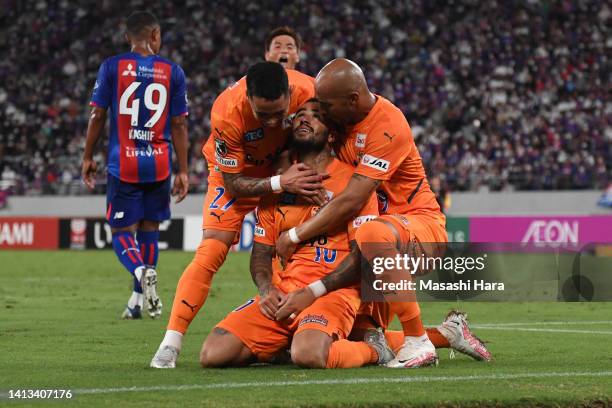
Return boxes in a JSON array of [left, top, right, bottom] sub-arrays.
[[288, 227, 301, 244], [270, 175, 282, 192], [308, 280, 327, 298]]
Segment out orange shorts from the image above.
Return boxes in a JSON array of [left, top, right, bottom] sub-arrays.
[[202, 173, 260, 231], [216, 288, 360, 359], [354, 212, 448, 330], [354, 302, 393, 330]]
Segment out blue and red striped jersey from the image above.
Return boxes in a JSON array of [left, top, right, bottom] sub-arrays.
[[90, 52, 188, 183]]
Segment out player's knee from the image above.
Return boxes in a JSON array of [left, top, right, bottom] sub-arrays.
[[139, 220, 159, 231], [355, 220, 395, 246], [291, 341, 328, 369], [200, 327, 252, 368], [200, 330, 231, 367]]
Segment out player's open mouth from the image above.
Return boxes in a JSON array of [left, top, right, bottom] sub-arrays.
[[279, 56, 288, 64], [295, 123, 313, 135]]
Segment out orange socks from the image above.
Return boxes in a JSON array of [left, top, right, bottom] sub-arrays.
[[399, 312, 426, 337], [384, 329, 450, 352], [167, 238, 230, 334], [325, 339, 378, 368], [427, 328, 451, 348]]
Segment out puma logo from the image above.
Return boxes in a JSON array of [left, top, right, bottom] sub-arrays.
[[181, 300, 197, 312], [276, 207, 288, 220], [383, 132, 395, 142], [210, 212, 224, 222]]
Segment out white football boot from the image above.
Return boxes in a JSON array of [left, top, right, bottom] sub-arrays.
[[142, 268, 162, 318], [364, 328, 395, 365], [385, 335, 438, 368], [437, 310, 492, 361], [150, 345, 180, 369]]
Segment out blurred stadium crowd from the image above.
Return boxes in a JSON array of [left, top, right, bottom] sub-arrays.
[[0, 0, 609, 196]]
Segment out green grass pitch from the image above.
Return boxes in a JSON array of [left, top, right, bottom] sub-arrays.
[[1, 250, 611, 407]]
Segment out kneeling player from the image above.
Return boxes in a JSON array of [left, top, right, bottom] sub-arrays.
[[200, 100, 393, 368]]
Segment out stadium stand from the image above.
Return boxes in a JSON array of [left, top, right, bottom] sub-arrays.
[[0, 0, 609, 195]]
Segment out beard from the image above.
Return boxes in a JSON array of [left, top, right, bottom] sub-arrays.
[[289, 130, 329, 155]]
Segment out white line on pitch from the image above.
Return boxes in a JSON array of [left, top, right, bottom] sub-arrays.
[[470, 321, 612, 327], [60, 371, 612, 395], [473, 326, 612, 335]]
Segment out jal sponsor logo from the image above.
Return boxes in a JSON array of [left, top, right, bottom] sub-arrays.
[[0, 222, 33, 245], [361, 154, 389, 172], [355, 133, 367, 148], [129, 128, 155, 141], [522, 220, 579, 245], [125, 145, 163, 158]]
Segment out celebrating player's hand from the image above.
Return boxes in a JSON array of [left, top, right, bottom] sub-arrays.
[[81, 158, 98, 190], [275, 230, 297, 268], [300, 188, 328, 206], [280, 163, 329, 200], [259, 285, 286, 320], [275, 287, 316, 321], [172, 171, 189, 203]]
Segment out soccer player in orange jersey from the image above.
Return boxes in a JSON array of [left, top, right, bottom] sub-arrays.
[[275, 59, 491, 367], [200, 100, 395, 368], [150, 62, 324, 368], [264, 26, 301, 70]]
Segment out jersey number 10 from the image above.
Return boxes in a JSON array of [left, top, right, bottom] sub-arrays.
[[119, 82, 167, 128]]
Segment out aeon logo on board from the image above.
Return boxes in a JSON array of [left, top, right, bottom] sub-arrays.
[[521, 220, 579, 245]]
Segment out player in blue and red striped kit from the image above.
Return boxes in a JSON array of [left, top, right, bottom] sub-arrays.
[[81, 11, 189, 319]]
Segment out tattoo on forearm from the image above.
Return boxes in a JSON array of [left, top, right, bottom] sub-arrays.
[[352, 173, 382, 189], [223, 172, 272, 198], [250, 242, 275, 295], [321, 242, 362, 291]]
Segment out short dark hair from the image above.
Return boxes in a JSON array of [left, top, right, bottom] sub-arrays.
[[265, 26, 302, 51], [126, 11, 159, 38], [246, 62, 289, 100]]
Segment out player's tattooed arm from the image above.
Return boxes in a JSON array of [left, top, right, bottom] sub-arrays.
[[250, 242, 275, 295], [250, 242, 286, 320], [321, 240, 362, 291], [223, 164, 327, 201], [223, 172, 274, 198], [81, 106, 108, 189]]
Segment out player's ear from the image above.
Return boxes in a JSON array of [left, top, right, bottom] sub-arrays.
[[348, 92, 359, 106], [124, 32, 130, 44], [151, 26, 160, 42], [327, 133, 335, 144]]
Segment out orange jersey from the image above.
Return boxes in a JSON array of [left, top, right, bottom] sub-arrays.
[[254, 158, 378, 292], [333, 96, 443, 220], [202, 69, 314, 178]]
